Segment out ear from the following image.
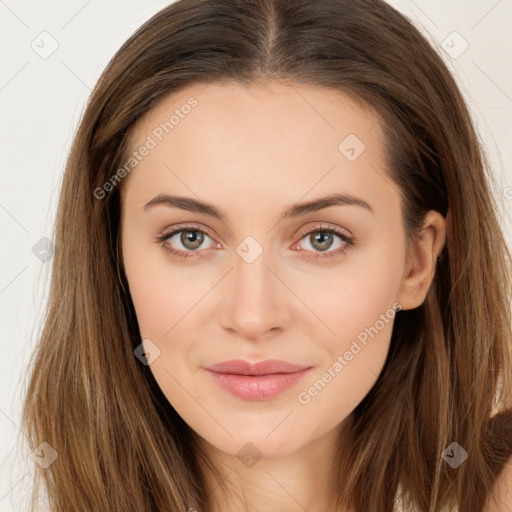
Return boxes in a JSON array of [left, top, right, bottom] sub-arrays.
[[397, 210, 447, 311]]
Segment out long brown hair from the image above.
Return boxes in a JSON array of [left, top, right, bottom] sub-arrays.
[[20, 0, 512, 510]]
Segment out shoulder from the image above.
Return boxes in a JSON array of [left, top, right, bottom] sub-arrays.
[[483, 455, 512, 511], [482, 409, 512, 511]]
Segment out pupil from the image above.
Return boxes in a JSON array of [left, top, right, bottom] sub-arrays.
[[182, 230, 203, 249], [313, 232, 332, 251]]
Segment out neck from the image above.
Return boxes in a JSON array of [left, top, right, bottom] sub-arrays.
[[194, 414, 355, 512]]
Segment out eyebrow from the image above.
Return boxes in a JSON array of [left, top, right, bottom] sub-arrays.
[[143, 192, 374, 220]]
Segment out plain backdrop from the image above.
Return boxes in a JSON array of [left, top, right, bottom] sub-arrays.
[[1, 1, 511, 510]]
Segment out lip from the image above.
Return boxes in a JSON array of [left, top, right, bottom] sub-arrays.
[[204, 359, 313, 400]]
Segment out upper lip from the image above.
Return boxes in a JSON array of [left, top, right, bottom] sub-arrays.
[[204, 359, 312, 376]]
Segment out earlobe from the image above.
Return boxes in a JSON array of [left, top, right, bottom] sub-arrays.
[[397, 211, 447, 311]]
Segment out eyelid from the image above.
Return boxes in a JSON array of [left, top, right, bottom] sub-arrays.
[[159, 221, 214, 238], [295, 222, 353, 240], [158, 221, 352, 242]]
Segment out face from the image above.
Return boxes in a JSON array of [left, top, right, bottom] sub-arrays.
[[119, 81, 443, 461]]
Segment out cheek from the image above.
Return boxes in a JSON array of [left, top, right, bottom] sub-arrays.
[[127, 266, 220, 340], [122, 227, 182, 337], [304, 235, 404, 349], [122, 229, 223, 352], [295, 275, 401, 418], [294, 235, 404, 411]]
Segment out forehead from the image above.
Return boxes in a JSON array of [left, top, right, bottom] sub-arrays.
[[127, 80, 380, 155], [121, 81, 399, 223]]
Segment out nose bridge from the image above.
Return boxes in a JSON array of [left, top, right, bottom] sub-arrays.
[[219, 237, 289, 338]]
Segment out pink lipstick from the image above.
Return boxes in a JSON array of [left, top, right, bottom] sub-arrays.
[[204, 359, 313, 400]]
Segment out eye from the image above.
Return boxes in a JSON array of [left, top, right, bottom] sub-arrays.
[[292, 224, 355, 260], [154, 223, 355, 261], [155, 223, 218, 260]]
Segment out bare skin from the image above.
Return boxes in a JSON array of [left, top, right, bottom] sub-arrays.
[[119, 80, 447, 512]]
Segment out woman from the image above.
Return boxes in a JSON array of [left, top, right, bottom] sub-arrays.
[[21, 0, 512, 510]]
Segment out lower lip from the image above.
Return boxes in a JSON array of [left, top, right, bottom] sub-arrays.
[[205, 368, 312, 400]]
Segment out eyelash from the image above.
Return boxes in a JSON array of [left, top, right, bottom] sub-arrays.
[[154, 223, 356, 261]]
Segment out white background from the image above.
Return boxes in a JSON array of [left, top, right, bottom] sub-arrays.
[[1, 1, 511, 510]]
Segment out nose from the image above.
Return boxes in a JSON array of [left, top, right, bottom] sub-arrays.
[[218, 248, 291, 341]]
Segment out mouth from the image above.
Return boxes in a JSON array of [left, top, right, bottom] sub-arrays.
[[204, 359, 313, 400]]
